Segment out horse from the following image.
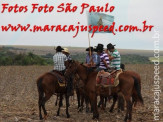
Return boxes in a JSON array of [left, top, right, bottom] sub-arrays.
[[99, 70, 144, 112], [65, 60, 143, 122], [36, 72, 70, 120], [117, 70, 143, 111]]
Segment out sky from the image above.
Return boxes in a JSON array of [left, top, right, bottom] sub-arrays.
[[0, 0, 162, 50]]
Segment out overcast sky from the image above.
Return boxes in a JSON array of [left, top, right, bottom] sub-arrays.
[[0, 0, 162, 50]]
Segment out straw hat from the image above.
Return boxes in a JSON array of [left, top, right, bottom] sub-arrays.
[[62, 48, 69, 53]]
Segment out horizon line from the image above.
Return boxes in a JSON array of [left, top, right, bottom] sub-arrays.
[[0, 44, 163, 51]]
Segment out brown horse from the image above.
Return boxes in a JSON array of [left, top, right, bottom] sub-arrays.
[[100, 71, 143, 112], [65, 60, 143, 122], [36, 72, 70, 120], [117, 70, 143, 112]]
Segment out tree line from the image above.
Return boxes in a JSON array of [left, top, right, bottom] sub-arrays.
[[0, 47, 151, 66]]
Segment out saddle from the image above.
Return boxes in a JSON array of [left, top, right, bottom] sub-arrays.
[[96, 69, 122, 96], [49, 70, 66, 87], [96, 69, 122, 87]]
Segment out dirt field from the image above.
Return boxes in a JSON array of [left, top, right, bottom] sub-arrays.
[[0, 64, 163, 122]]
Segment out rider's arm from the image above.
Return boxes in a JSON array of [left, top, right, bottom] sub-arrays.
[[102, 59, 109, 69]]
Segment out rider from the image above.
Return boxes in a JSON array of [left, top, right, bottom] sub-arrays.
[[85, 46, 100, 67], [95, 43, 110, 71], [106, 43, 121, 71], [53, 46, 67, 75]]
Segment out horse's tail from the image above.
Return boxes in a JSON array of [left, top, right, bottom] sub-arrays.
[[36, 76, 44, 99], [132, 76, 144, 105]]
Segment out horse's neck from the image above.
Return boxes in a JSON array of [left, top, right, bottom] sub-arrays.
[[76, 65, 89, 83], [76, 65, 98, 84]]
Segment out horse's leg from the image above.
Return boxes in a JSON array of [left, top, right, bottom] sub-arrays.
[[109, 95, 118, 112], [85, 96, 90, 113], [42, 93, 52, 120], [79, 93, 84, 112], [100, 96, 105, 110], [118, 93, 125, 112], [76, 88, 81, 109], [57, 94, 63, 116], [55, 94, 59, 106], [89, 92, 99, 119], [104, 97, 107, 107], [38, 91, 44, 120], [124, 96, 132, 122], [65, 94, 70, 118]]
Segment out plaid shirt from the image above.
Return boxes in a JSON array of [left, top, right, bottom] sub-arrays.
[[53, 52, 67, 71]]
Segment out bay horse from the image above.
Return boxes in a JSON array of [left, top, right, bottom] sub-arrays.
[[36, 72, 70, 120], [65, 60, 143, 122], [100, 70, 143, 112]]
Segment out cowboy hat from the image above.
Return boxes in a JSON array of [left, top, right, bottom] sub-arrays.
[[107, 43, 116, 49], [55, 46, 64, 52], [86, 47, 94, 51], [94, 43, 104, 52], [62, 48, 69, 53]]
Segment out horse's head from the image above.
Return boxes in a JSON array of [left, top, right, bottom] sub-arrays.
[[65, 60, 79, 77]]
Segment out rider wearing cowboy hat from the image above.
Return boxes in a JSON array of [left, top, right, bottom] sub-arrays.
[[94, 43, 110, 71], [53, 46, 67, 75], [85, 46, 100, 67], [106, 43, 121, 71]]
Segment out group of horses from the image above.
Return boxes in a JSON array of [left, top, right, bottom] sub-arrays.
[[36, 60, 144, 122]]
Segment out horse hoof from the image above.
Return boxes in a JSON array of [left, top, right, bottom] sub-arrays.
[[67, 114, 70, 118], [124, 117, 127, 122], [92, 117, 99, 120], [40, 117, 43, 120], [86, 109, 89, 113], [92, 114, 99, 120], [78, 107, 83, 112], [109, 110, 113, 113], [57, 113, 60, 116]]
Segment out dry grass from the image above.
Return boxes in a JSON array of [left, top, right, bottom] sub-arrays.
[[0, 65, 163, 122]]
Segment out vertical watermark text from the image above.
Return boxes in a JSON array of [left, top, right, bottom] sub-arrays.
[[152, 28, 161, 121]]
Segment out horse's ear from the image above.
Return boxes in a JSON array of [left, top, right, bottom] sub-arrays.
[[72, 60, 76, 63], [69, 60, 73, 63]]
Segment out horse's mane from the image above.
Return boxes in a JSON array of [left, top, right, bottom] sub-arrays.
[[70, 60, 97, 73]]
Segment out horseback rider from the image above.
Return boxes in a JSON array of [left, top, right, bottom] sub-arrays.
[[53, 46, 73, 96], [53, 46, 67, 75], [85, 46, 100, 67], [106, 43, 121, 71], [95, 43, 110, 71]]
